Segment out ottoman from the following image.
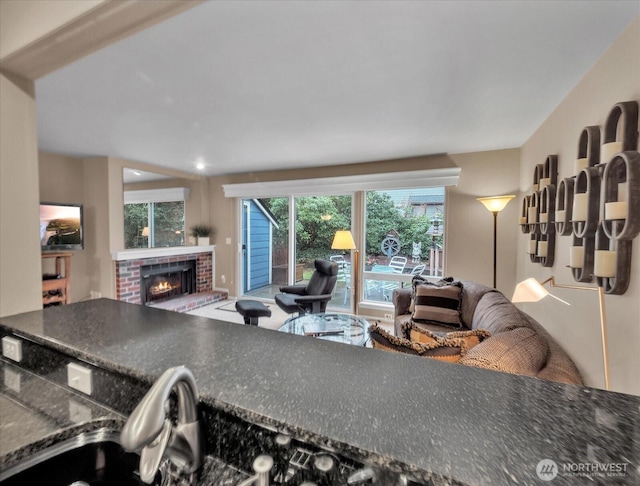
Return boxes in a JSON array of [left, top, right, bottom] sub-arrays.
[[235, 300, 272, 326]]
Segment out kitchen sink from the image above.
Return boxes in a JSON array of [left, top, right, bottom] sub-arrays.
[[0, 428, 152, 486]]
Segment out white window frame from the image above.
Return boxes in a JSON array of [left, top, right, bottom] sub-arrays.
[[227, 169, 458, 311], [124, 187, 189, 249]]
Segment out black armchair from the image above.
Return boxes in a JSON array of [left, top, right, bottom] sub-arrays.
[[275, 259, 339, 316]]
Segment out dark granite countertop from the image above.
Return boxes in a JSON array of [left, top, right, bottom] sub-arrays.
[[1, 299, 639, 485], [0, 360, 125, 466]]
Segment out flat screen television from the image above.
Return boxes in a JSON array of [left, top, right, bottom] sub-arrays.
[[40, 202, 84, 251]]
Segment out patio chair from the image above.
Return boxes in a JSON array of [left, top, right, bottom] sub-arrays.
[[410, 264, 426, 276], [329, 255, 347, 267], [275, 259, 339, 316], [336, 261, 351, 304], [388, 256, 407, 274]]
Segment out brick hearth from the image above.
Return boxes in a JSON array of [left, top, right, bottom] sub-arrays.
[[113, 246, 222, 313]]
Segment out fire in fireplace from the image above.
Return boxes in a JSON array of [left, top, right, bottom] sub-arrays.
[[140, 260, 196, 305]]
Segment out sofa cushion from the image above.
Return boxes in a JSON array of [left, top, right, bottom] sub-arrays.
[[411, 280, 464, 329], [459, 327, 549, 376], [470, 291, 531, 334], [369, 323, 465, 363], [402, 323, 491, 351]]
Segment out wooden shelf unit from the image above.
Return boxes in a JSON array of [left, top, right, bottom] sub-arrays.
[[42, 252, 71, 305]]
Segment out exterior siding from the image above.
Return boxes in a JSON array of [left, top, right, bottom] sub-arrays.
[[248, 202, 270, 289]]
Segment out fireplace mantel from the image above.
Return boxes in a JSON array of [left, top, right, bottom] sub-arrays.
[[113, 246, 215, 308], [111, 245, 215, 261]]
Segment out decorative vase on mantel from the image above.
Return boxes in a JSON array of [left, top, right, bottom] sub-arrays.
[[197, 236, 210, 246]]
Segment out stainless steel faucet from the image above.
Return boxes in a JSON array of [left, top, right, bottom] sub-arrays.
[[121, 366, 203, 485]]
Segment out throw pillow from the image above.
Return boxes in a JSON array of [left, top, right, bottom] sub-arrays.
[[459, 327, 550, 376], [411, 280, 464, 329], [402, 323, 491, 351], [369, 323, 427, 356], [369, 323, 465, 363], [408, 276, 457, 313]]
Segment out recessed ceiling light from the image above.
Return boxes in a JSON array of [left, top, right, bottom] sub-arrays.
[[195, 157, 206, 171], [132, 170, 142, 176]]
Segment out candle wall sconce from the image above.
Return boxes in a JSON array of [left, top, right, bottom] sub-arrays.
[[520, 156, 557, 267], [596, 151, 640, 293], [567, 101, 639, 294], [522, 100, 639, 295], [592, 101, 638, 294], [555, 178, 574, 237], [564, 126, 600, 279]]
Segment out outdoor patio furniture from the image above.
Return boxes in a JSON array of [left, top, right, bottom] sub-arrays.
[[388, 256, 407, 274], [235, 300, 272, 326], [410, 264, 426, 276], [275, 259, 339, 316], [329, 255, 347, 267], [336, 262, 351, 304]]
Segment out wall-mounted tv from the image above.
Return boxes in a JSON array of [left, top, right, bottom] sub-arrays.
[[40, 203, 84, 251]]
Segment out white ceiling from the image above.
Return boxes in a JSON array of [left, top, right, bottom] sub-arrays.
[[35, 1, 639, 177]]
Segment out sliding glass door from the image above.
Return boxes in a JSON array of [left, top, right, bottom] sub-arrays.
[[294, 196, 352, 309], [242, 195, 352, 309]]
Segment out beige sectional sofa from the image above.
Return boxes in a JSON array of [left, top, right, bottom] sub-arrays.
[[392, 280, 583, 385]]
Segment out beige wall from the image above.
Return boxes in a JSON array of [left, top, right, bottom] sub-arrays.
[[518, 17, 640, 395], [446, 150, 520, 293], [107, 157, 209, 253], [39, 152, 89, 302], [81, 157, 117, 299], [0, 0, 105, 60], [0, 73, 42, 317], [209, 149, 521, 305], [37, 152, 210, 299]]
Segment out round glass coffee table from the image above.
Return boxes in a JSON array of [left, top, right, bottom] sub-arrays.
[[279, 313, 369, 346]]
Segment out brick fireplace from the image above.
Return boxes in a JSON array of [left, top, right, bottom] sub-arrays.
[[112, 246, 224, 312]]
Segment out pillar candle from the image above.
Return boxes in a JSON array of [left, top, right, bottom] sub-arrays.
[[575, 158, 589, 172], [537, 241, 548, 257], [539, 178, 551, 190], [556, 209, 566, 223], [572, 193, 588, 221], [539, 212, 548, 223], [594, 250, 616, 278], [519, 216, 527, 225], [605, 201, 628, 220], [532, 183, 539, 192], [528, 240, 537, 255], [618, 183, 628, 202], [570, 246, 584, 268], [601, 141, 623, 162], [528, 206, 537, 224]]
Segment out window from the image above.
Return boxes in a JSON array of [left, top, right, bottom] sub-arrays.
[[223, 169, 457, 310], [123, 188, 188, 249], [363, 188, 444, 303]]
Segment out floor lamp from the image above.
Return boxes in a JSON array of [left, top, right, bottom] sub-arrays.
[[332, 230, 358, 315], [477, 195, 515, 288], [512, 276, 609, 390]]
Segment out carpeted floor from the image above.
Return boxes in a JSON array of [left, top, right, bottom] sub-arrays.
[[186, 299, 289, 330], [187, 298, 395, 336]]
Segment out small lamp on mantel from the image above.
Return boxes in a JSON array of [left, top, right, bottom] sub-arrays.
[[477, 195, 515, 288], [141, 226, 150, 237], [512, 276, 609, 390], [332, 230, 358, 314]]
